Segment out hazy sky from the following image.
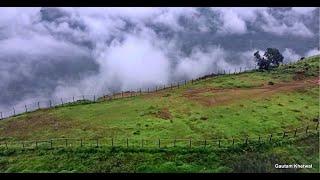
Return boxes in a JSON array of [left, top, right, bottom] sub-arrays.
[[0, 7, 319, 111]]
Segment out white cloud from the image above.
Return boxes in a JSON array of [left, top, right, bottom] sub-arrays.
[[220, 9, 247, 34], [52, 28, 171, 98], [175, 46, 230, 79], [292, 7, 317, 15], [261, 21, 314, 38], [282, 48, 301, 63], [210, 7, 315, 37], [99, 32, 171, 90], [0, 7, 318, 112], [259, 9, 314, 38], [305, 48, 320, 57], [211, 8, 248, 35]]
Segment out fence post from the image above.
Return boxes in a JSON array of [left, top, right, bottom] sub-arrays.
[[65, 139, 68, 147], [258, 136, 261, 144], [121, 91, 123, 97], [158, 139, 161, 148], [305, 126, 309, 134], [61, 98, 64, 106], [96, 139, 99, 147], [35, 141, 38, 148], [173, 139, 176, 147], [155, 86, 157, 92], [191, 79, 194, 84], [189, 139, 192, 148], [83, 95, 85, 101], [283, 132, 286, 138], [139, 88, 142, 94], [22, 141, 25, 149], [80, 139, 83, 147], [73, 96, 75, 103], [147, 88, 149, 93], [13, 107, 15, 116], [111, 138, 114, 147], [177, 82, 179, 88], [5, 141, 8, 149], [245, 137, 248, 146], [185, 80, 187, 85], [38, 102, 40, 109], [294, 128, 297, 137], [50, 139, 53, 148], [126, 138, 129, 148], [232, 138, 235, 146], [94, 95, 96, 102], [218, 140, 221, 148], [49, 100, 52, 108], [269, 134, 272, 142], [0, 112, 2, 120], [163, 84, 165, 90], [204, 139, 207, 148]]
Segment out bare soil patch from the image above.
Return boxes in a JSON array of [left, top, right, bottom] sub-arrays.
[[293, 70, 306, 80], [183, 77, 319, 107], [0, 110, 74, 140], [155, 108, 172, 120]]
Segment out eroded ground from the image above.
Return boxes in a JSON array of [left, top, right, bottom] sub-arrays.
[[183, 77, 319, 107]]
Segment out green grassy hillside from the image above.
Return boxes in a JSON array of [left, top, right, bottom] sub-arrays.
[[0, 134, 318, 173], [0, 55, 319, 173]]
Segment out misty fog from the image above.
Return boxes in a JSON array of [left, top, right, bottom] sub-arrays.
[[0, 7, 319, 113]]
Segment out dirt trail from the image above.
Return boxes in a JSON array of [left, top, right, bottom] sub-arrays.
[[183, 77, 319, 107]]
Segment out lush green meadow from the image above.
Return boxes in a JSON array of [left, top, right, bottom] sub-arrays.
[[0, 134, 318, 173], [0, 56, 318, 141], [0, 55, 319, 172]]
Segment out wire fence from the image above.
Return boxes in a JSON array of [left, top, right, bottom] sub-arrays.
[[0, 122, 318, 150], [0, 56, 315, 121], [0, 64, 261, 120]]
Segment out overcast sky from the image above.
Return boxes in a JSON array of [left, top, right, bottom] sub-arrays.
[[0, 7, 319, 112]]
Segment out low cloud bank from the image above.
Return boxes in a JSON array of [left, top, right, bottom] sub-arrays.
[[0, 7, 319, 111]]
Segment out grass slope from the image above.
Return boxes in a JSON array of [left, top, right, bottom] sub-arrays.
[[0, 56, 318, 142], [0, 134, 318, 173], [0, 55, 319, 173]]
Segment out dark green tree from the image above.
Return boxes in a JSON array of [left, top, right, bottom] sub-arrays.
[[254, 48, 283, 70], [254, 51, 270, 70], [264, 48, 284, 67]]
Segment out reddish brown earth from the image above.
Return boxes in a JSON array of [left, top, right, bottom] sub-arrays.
[[183, 77, 319, 107], [155, 108, 172, 120], [0, 110, 74, 140]]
